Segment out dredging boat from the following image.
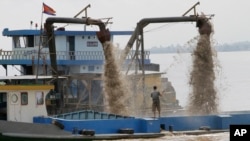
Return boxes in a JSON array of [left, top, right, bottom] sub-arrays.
[[1, 3, 247, 140], [0, 14, 188, 140]]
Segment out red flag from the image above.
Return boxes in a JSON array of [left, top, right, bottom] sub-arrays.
[[43, 3, 56, 16]]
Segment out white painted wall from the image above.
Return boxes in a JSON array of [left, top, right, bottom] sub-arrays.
[[7, 90, 50, 123], [55, 36, 67, 52], [9, 34, 107, 61], [70, 65, 103, 74], [75, 35, 103, 52]]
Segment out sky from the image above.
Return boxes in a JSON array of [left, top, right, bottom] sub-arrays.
[[1, 0, 250, 50]]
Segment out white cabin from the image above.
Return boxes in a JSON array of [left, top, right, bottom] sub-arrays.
[[0, 76, 56, 123]]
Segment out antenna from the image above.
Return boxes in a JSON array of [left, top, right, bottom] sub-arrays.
[[74, 4, 113, 29], [182, 2, 200, 16], [74, 4, 91, 18], [182, 2, 215, 20], [74, 4, 91, 31]]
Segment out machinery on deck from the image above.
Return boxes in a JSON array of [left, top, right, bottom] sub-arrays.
[[44, 17, 109, 109], [44, 2, 212, 113]]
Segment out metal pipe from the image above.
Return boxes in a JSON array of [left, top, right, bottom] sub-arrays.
[[46, 17, 88, 24], [44, 17, 106, 107], [122, 16, 211, 109], [45, 17, 105, 30], [45, 17, 106, 77], [125, 16, 207, 50]]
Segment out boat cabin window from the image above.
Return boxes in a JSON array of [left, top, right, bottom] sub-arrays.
[[21, 92, 28, 105], [13, 35, 34, 48], [0, 93, 7, 120], [34, 35, 48, 48], [42, 35, 48, 47], [5, 79, 47, 85], [13, 36, 21, 48], [27, 35, 34, 47], [87, 41, 98, 47], [88, 66, 95, 71], [0, 93, 7, 103], [36, 92, 44, 105], [13, 35, 49, 48]]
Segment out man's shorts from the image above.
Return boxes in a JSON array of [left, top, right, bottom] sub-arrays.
[[152, 101, 160, 112]]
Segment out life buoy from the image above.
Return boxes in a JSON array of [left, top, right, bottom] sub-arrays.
[[11, 94, 18, 103]]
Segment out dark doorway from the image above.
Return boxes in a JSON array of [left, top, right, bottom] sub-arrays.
[[0, 92, 7, 120], [68, 36, 75, 60]]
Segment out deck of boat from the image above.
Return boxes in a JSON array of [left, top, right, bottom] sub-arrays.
[[0, 120, 70, 136]]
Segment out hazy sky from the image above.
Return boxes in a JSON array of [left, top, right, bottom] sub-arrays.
[[1, 0, 250, 50]]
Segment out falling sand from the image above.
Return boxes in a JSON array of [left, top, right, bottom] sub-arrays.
[[102, 41, 130, 116], [188, 20, 218, 115]]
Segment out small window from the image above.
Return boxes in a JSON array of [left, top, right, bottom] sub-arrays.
[[13, 36, 21, 48], [0, 92, 7, 102], [26, 35, 34, 47], [88, 66, 94, 71], [41, 35, 49, 47], [21, 92, 28, 105], [36, 91, 44, 105], [87, 41, 98, 47]]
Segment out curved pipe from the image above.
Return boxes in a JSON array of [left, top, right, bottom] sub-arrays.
[[126, 16, 208, 50], [45, 17, 106, 75], [44, 17, 106, 96], [45, 17, 105, 30]]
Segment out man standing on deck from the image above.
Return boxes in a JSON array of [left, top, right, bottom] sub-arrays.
[[151, 86, 162, 118]]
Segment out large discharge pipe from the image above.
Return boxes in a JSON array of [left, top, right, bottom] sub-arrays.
[[45, 17, 106, 78], [121, 16, 211, 62], [44, 17, 107, 108], [117, 16, 212, 112]]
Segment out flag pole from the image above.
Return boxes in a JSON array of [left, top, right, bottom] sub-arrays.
[[36, 3, 45, 83]]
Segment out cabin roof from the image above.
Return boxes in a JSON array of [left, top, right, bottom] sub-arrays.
[[2, 28, 133, 36], [0, 71, 164, 80], [125, 71, 166, 75], [0, 75, 66, 80]]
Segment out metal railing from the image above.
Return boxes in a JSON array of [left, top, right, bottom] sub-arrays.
[[0, 50, 150, 61]]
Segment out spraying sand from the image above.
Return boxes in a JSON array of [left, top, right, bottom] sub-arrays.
[[188, 19, 218, 115], [102, 41, 130, 116]]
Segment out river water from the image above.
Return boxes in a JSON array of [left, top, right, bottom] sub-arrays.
[[99, 132, 229, 141], [98, 51, 248, 141], [150, 51, 250, 112], [152, 132, 228, 141], [108, 51, 250, 141]]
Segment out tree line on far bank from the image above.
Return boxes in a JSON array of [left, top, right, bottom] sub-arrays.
[[148, 41, 250, 54]]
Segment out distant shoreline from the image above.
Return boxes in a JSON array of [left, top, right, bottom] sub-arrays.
[[149, 50, 250, 54], [148, 41, 250, 54]]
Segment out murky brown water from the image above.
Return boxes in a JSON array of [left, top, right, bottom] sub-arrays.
[[98, 132, 229, 141]]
